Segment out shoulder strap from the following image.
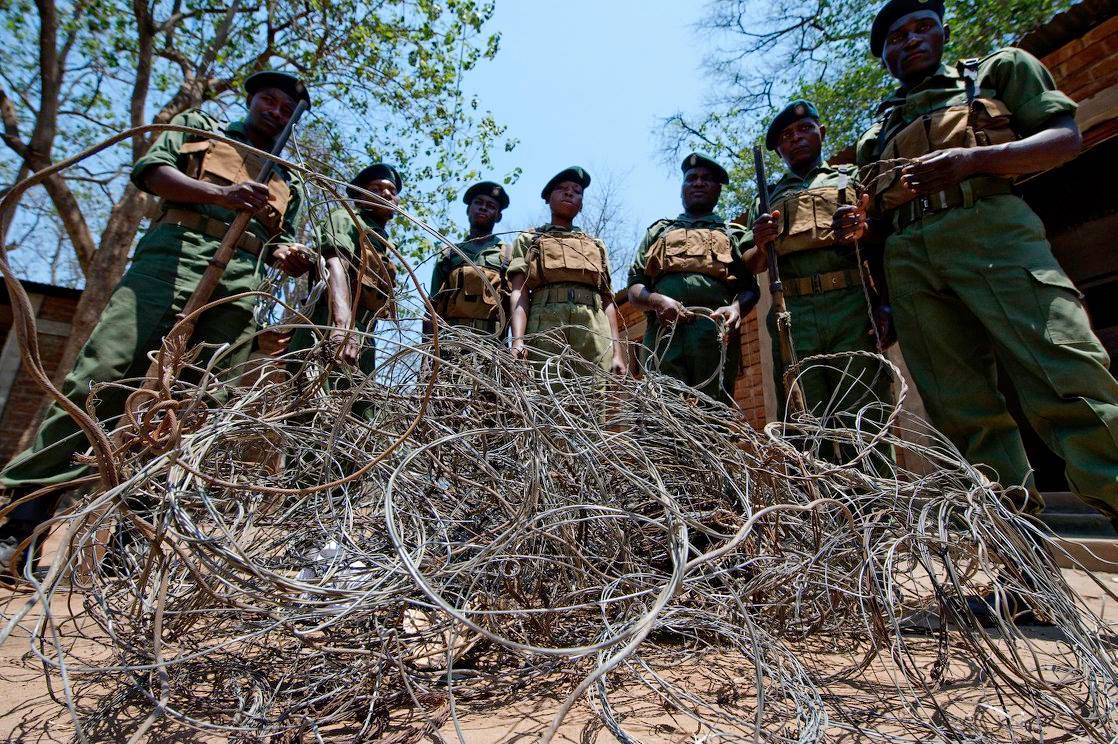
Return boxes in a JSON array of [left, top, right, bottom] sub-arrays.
[[960, 58, 981, 103]]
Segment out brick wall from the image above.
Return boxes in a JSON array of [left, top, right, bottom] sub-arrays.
[[0, 286, 81, 463], [1040, 14, 1118, 101], [734, 310, 766, 429]]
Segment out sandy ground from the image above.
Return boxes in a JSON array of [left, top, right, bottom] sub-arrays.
[[0, 559, 1114, 743]]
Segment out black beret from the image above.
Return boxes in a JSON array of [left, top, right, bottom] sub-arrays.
[[765, 100, 821, 151], [681, 153, 729, 185], [870, 0, 946, 57], [348, 163, 403, 200], [463, 181, 510, 209], [244, 71, 311, 108], [541, 166, 591, 200]]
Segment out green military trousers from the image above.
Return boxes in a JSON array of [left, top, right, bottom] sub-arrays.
[[768, 285, 894, 461], [526, 283, 612, 377], [645, 317, 740, 403], [886, 194, 1118, 516], [0, 260, 258, 514]]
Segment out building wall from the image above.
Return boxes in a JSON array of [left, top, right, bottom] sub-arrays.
[[1039, 14, 1118, 103], [0, 285, 81, 462]]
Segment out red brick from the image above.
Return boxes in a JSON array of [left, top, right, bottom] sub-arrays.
[[1080, 16, 1118, 48]]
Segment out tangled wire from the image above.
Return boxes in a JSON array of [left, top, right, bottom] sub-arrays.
[[0, 127, 1116, 743]]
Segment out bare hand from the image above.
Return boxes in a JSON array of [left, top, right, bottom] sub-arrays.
[[751, 210, 782, 250], [214, 180, 272, 213], [654, 295, 695, 327], [511, 340, 528, 361], [610, 352, 629, 377], [270, 243, 313, 277], [872, 304, 897, 351], [711, 302, 742, 333], [901, 149, 980, 195], [328, 327, 360, 365], [833, 194, 871, 243]]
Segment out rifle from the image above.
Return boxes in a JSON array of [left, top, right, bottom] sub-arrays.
[[754, 146, 805, 415], [141, 98, 310, 388]]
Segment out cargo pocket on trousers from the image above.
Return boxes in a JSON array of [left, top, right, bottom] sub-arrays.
[[1025, 267, 1096, 345]]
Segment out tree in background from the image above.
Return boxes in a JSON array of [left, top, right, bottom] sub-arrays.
[[664, 0, 1073, 210], [0, 0, 514, 387]]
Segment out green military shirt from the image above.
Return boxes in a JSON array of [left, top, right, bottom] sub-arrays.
[[629, 212, 756, 309], [759, 161, 862, 280], [856, 48, 1077, 170], [318, 206, 393, 264], [130, 108, 306, 292], [506, 224, 613, 301], [429, 233, 507, 302]]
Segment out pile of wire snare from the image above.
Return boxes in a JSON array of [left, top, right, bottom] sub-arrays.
[[0, 127, 1114, 742], [0, 321, 1114, 743]]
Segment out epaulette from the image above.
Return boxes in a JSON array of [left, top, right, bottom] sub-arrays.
[[178, 107, 226, 132], [645, 218, 673, 233]]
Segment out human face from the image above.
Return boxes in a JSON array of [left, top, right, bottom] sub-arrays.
[[547, 181, 583, 222], [358, 178, 400, 225], [882, 11, 948, 86], [776, 119, 825, 173], [681, 166, 723, 214], [247, 87, 297, 141], [467, 194, 502, 233]]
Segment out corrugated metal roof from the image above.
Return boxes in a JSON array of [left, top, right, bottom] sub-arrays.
[[1018, 0, 1118, 58]]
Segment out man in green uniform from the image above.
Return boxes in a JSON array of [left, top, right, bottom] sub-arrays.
[[0, 71, 312, 564], [290, 163, 401, 374], [846, 0, 1118, 532], [627, 154, 760, 403], [428, 181, 511, 336], [748, 102, 896, 452]]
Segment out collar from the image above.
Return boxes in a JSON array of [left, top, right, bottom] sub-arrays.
[[459, 233, 502, 249], [538, 223, 583, 234], [775, 160, 833, 186], [357, 212, 389, 237], [880, 61, 958, 109], [675, 211, 724, 225]]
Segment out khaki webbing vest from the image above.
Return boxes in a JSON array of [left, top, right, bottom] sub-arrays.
[[439, 264, 505, 321], [354, 227, 397, 314], [771, 183, 857, 256], [179, 138, 292, 236], [866, 59, 1017, 214], [644, 226, 735, 283], [525, 232, 608, 292]]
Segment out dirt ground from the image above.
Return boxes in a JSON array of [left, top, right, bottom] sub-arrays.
[[1, 566, 1115, 743]]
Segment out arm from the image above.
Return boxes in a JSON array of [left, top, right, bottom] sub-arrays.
[[324, 256, 359, 364], [423, 255, 446, 340], [627, 284, 694, 326], [509, 273, 529, 360], [605, 302, 629, 376], [900, 114, 1080, 194]]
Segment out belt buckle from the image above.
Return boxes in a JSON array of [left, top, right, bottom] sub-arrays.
[[811, 274, 823, 295], [918, 195, 931, 215]]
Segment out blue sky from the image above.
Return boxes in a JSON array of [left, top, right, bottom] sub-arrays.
[[451, 0, 711, 252]]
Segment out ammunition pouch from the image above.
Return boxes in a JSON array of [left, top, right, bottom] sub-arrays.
[[644, 227, 735, 283], [438, 265, 504, 321], [354, 228, 396, 314], [772, 184, 857, 256], [525, 232, 607, 292], [179, 138, 292, 236]]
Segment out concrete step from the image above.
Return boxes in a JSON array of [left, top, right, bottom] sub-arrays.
[[1039, 492, 1118, 571]]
